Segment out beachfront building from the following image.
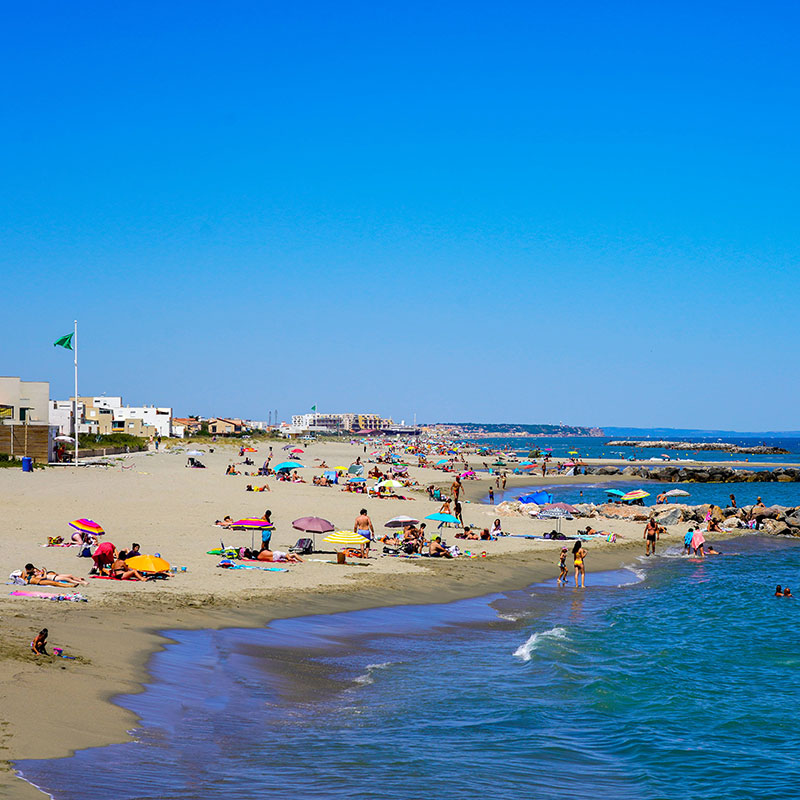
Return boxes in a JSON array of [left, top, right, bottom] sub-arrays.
[[0, 376, 58, 462], [50, 395, 176, 438], [290, 412, 395, 434], [206, 418, 244, 435]]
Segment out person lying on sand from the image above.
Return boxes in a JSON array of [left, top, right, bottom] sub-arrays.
[[24, 564, 88, 587], [215, 516, 234, 528], [256, 548, 304, 563]]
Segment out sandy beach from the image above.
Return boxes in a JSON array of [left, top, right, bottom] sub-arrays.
[[0, 439, 739, 798]]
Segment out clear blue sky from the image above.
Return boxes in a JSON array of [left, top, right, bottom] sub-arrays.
[[2, 1, 798, 430]]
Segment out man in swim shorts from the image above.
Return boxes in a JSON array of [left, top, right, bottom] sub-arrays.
[[354, 508, 374, 554], [643, 517, 659, 556]]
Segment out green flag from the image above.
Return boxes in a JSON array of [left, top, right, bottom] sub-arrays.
[[54, 333, 74, 350], [311, 404, 316, 411]]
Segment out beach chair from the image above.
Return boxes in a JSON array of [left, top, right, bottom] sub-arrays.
[[289, 537, 314, 555]]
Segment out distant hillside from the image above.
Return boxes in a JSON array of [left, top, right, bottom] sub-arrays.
[[438, 422, 603, 437]]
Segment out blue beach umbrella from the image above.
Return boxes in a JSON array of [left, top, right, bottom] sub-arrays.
[[435, 459, 449, 466], [425, 512, 461, 524], [604, 489, 627, 498], [274, 461, 304, 471]]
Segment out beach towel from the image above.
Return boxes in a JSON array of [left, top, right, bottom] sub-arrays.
[[8, 570, 26, 585], [10, 590, 88, 602], [216, 560, 287, 572]]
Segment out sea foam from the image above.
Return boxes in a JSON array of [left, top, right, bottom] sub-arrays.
[[513, 626, 567, 662]]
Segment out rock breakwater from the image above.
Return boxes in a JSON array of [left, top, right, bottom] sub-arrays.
[[585, 464, 799, 482], [606, 440, 789, 454]]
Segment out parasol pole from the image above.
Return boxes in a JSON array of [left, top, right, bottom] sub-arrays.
[[73, 320, 79, 466]]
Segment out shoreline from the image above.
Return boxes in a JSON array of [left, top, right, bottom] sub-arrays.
[[6, 541, 653, 799]]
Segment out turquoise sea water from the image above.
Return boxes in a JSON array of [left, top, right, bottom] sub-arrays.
[[487, 479, 800, 509], [17, 535, 800, 800], [468, 435, 800, 463]]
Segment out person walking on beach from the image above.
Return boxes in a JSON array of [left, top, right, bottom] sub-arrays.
[[573, 541, 587, 588], [501, 473, 507, 490], [454, 499, 463, 525], [644, 516, 659, 556], [451, 476, 462, 502], [354, 508, 374, 554]]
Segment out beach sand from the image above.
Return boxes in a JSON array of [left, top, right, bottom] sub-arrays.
[[0, 440, 731, 798]]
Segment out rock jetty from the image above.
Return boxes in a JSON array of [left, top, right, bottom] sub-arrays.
[[495, 499, 800, 536], [584, 464, 799, 482], [606, 440, 789, 455]]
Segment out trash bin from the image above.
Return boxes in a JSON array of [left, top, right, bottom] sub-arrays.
[[21, 457, 33, 472]]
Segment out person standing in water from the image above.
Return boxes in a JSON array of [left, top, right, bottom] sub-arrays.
[[557, 547, 569, 585], [573, 541, 587, 588], [643, 516, 660, 556]]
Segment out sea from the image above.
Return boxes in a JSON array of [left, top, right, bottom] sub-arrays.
[[470, 435, 800, 509], [16, 534, 800, 800]]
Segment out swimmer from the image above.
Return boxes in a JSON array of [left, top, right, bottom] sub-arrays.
[[783, 587, 794, 598], [775, 585, 783, 597]]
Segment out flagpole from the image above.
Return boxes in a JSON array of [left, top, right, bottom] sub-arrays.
[[74, 319, 78, 466]]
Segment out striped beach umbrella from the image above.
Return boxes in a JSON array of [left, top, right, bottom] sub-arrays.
[[621, 490, 650, 502], [69, 518, 105, 536], [323, 530, 371, 546], [230, 518, 274, 548]]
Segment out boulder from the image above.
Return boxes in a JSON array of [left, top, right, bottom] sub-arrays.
[[723, 516, 744, 529], [595, 466, 620, 475], [753, 505, 780, 520], [761, 519, 791, 536], [777, 474, 794, 482], [654, 508, 682, 526], [784, 515, 800, 528], [621, 466, 640, 476], [519, 503, 540, 516]]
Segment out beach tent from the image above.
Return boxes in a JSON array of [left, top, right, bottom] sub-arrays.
[[323, 470, 338, 484], [518, 491, 552, 505]]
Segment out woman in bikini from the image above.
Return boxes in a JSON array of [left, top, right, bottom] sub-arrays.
[[107, 551, 147, 581], [23, 563, 88, 587], [572, 542, 587, 588]]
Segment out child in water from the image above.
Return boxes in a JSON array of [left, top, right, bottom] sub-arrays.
[[557, 547, 569, 585]]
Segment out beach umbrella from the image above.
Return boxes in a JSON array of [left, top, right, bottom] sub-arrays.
[[282, 445, 293, 450], [435, 459, 449, 466], [291, 448, 304, 454], [230, 518, 275, 549], [242, 447, 257, 453], [292, 516, 335, 533], [538, 503, 575, 533], [54, 435, 75, 443], [425, 512, 461, 524], [377, 479, 403, 488], [385, 515, 420, 528], [69, 518, 105, 536], [621, 489, 650, 502], [664, 489, 691, 497], [604, 489, 627, 498], [292, 516, 335, 551], [568, 450, 579, 455], [348, 476, 366, 483], [187, 450, 204, 456], [274, 461, 304, 471], [323, 530, 371, 547], [126, 554, 170, 573]]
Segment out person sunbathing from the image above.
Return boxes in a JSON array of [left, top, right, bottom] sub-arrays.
[[24, 563, 88, 587], [456, 527, 480, 540], [107, 551, 147, 581], [256, 548, 304, 563], [215, 516, 235, 527]]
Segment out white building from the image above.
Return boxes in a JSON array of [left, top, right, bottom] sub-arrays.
[[0, 377, 50, 423], [50, 395, 176, 438]]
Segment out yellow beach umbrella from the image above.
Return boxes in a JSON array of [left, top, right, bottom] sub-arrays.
[[126, 554, 170, 573], [323, 530, 370, 546]]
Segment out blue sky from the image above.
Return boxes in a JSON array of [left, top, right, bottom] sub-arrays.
[[2, 1, 798, 430]]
